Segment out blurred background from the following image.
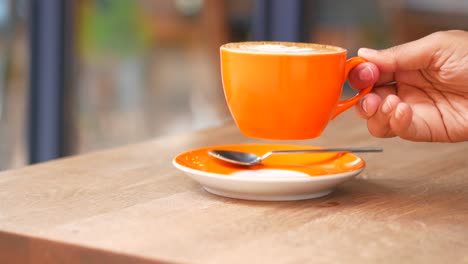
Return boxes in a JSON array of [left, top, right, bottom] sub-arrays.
[[0, 0, 467, 170]]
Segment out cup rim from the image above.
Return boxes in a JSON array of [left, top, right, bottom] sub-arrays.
[[220, 41, 347, 55]]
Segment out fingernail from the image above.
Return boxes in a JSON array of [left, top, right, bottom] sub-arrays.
[[381, 100, 392, 114], [359, 66, 374, 81], [359, 48, 378, 56], [360, 98, 368, 114], [395, 104, 404, 120]]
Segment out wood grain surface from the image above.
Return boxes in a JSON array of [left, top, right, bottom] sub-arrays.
[[0, 111, 467, 264]]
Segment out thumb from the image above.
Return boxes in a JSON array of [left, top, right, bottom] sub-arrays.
[[358, 32, 444, 72]]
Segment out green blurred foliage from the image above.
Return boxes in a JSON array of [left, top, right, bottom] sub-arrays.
[[79, 0, 154, 58]]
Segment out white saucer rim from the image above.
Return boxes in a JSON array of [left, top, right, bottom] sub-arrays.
[[172, 158, 364, 182]]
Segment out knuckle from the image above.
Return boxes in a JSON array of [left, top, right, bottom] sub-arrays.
[[368, 124, 386, 138], [368, 120, 394, 138], [428, 30, 448, 41]]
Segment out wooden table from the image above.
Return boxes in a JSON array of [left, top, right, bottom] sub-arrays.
[[0, 111, 467, 264]]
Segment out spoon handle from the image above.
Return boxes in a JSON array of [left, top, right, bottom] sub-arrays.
[[268, 147, 383, 155]]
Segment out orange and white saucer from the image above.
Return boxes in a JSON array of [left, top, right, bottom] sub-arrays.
[[173, 144, 365, 201]]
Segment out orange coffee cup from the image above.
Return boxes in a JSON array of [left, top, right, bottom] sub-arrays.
[[220, 41, 373, 140]]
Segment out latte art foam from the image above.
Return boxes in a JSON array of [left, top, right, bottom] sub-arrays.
[[239, 44, 318, 54], [222, 42, 344, 55]]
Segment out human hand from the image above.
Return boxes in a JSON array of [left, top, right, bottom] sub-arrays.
[[348, 30, 468, 142]]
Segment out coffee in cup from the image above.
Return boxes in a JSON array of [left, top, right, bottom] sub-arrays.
[[220, 41, 372, 140]]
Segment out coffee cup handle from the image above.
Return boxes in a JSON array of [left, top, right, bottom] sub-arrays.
[[331, 57, 373, 119]]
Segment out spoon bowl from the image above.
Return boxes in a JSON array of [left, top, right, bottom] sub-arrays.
[[208, 147, 383, 166]]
